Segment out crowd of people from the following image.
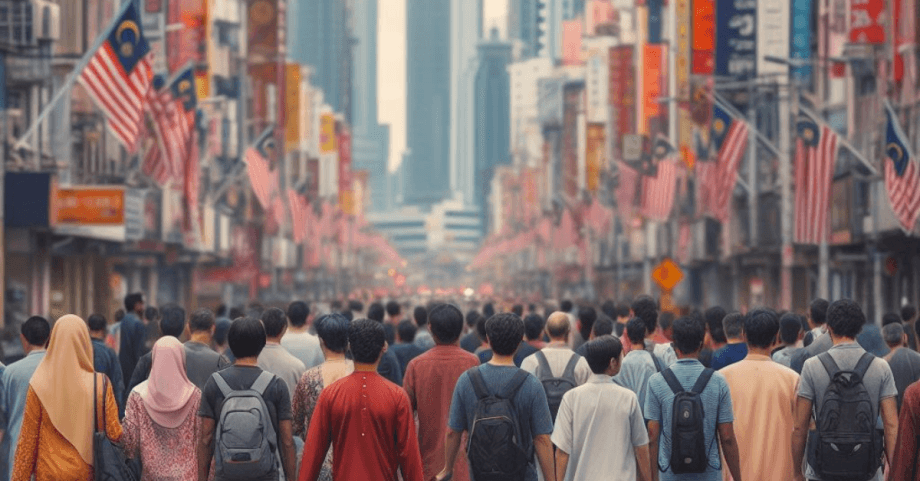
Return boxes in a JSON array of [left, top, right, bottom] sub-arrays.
[[2, 291, 920, 481]]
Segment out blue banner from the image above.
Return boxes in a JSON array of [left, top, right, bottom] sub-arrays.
[[648, 0, 663, 44], [790, 0, 813, 83], [714, 0, 756, 79]]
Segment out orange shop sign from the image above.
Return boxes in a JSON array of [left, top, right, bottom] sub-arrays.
[[51, 186, 125, 226]]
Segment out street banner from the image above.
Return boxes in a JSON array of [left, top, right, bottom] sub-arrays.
[[641, 44, 666, 136], [609, 46, 635, 136], [756, 0, 790, 76], [167, 0, 205, 73], [849, 0, 885, 44], [338, 126, 354, 215], [648, 0, 663, 43], [790, 0, 813, 82], [691, 0, 715, 74], [714, 0, 756, 79], [285, 64, 301, 149], [586, 124, 605, 192], [320, 113, 337, 154]]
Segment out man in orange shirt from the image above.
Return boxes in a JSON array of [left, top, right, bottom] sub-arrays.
[[720, 308, 799, 481]]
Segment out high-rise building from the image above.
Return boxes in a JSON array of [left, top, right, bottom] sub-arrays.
[[288, 0, 351, 118], [508, 0, 586, 63], [474, 29, 513, 229], [449, 0, 483, 206]]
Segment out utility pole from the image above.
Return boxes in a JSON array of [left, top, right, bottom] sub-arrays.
[[747, 84, 758, 248], [778, 76, 795, 310]]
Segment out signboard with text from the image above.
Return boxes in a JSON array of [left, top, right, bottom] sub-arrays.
[[714, 0, 756, 79]]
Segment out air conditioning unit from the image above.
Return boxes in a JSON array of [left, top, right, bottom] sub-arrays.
[[32, 0, 60, 41]]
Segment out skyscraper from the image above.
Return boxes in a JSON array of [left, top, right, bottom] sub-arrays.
[[474, 29, 512, 228], [288, 0, 351, 118], [508, 0, 585, 63], [508, 0, 538, 59], [449, 0, 483, 205]]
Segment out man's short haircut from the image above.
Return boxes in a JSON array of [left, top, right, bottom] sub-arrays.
[[476, 315, 489, 341], [883, 313, 903, 326], [314, 313, 350, 353], [826, 299, 866, 339], [482, 303, 496, 318], [385, 301, 401, 317], [144, 307, 160, 322], [465, 310, 481, 327], [592, 315, 615, 337], [672, 316, 706, 355], [615, 302, 631, 319], [124, 293, 144, 312], [560, 300, 573, 313], [523, 314, 545, 341], [631, 296, 659, 334], [397, 320, 418, 343], [341, 310, 354, 321], [704, 306, 728, 344], [429, 304, 465, 344], [583, 335, 623, 374], [214, 319, 231, 346], [414, 306, 429, 327], [512, 304, 524, 317], [115, 309, 125, 323], [189, 308, 216, 333], [779, 313, 803, 345], [159, 304, 187, 338], [601, 300, 616, 319], [367, 303, 385, 322], [348, 319, 387, 363], [902, 305, 918, 322], [810, 298, 829, 325], [659, 312, 675, 331], [216, 304, 228, 317], [577, 306, 597, 340], [348, 300, 364, 313], [22, 316, 50, 347], [626, 317, 647, 345], [486, 313, 525, 356], [744, 308, 780, 349], [229, 307, 244, 320], [87, 314, 107, 333], [883, 322, 905, 346], [260, 308, 288, 338], [330, 300, 343, 311], [228, 317, 267, 359], [287, 301, 310, 327], [722, 312, 745, 340]]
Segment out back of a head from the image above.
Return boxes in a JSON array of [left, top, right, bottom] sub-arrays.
[[287, 301, 310, 327], [592, 315, 615, 337], [626, 317, 646, 345], [260, 307, 288, 338], [672, 316, 705, 355], [368, 303, 385, 322], [189, 308, 216, 333], [523, 314, 545, 341], [631, 296, 659, 334], [722, 312, 745, 341], [87, 314, 107, 334], [658, 311, 675, 332], [214, 318, 232, 346], [883, 322, 905, 346], [902, 305, 918, 323], [341, 310, 354, 321], [414, 306, 428, 327], [882, 313, 903, 327], [246, 301, 265, 318], [385, 300, 401, 318], [486, 313, 525, 356], [583, 335, 623, 374], [704, 306, 728, 344], [429, 304, 464, 344], [348, 300, 364, 313], [229, 307, 245, 320], [314, 313, 350, 353], [22, 316, 51, 347], [545, 312, 570, 340], [476, 315, 489, 341], [465, 310, 481, 328], [483, 303, 496, 319], [144, 306, 160, 322], [577, 306, 597, 339], [810, 298, 829, 326], [512, 304, 524, 317], [228, 317, 267, 359], [397, 320, 417, 343], [615, 302, 631, 319], [744, 308, 779, 349], [600, 300, 616, 319], [159, 304, 187, 338], [826, 299, 866, 339], [124, 292, 143, 312], [216, 304, 228, 318], [330, 300, 343, 311], [560, 300, 573, 313], [779, 313, 802, 345], [349, 318, 386, 363]]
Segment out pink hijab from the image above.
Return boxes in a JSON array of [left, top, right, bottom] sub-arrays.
[[134, 336, 197, 428]]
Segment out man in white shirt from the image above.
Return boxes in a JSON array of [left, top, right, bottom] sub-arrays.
[[280, 301, 325, 369], [521, 312, 592, 385], [552, 335, 651, 481]]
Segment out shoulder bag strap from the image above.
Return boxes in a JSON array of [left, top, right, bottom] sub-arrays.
[[468, 366, 491, 400], [853, 352, 876, 380], [534, 351, 552, 377], [93, 373, 100, 434], [661, 368, 684, 395], [501, 369, 531, 400], [211, 372, 234, 397], [691, 368, 715, 395], [818, 352, 841, 378], [562, 353, 582, 379], [250, 371, 275, 395]]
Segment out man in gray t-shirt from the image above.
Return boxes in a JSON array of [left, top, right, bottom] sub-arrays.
[[792, 299, 899, 481]]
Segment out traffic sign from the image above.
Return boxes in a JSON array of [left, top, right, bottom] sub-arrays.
[[652, 258, 684, 291]]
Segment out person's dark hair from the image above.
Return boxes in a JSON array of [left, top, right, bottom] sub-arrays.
[[810, 298, 829, 326], [216, 304, 228, 318], [368, 303, 385, 322], [348, 300, 364, 313], [744, 308, 780, 349], [615, 302, 631, 319], [330, 300, 343, 311], [626, 317, 647, 345], [511, 304, 524, 317], [902, 305, 918, 323], [22, 316, 50, 347], [465, 310, 481, 328], [87, 314, 107, 333], [260, 308, 288, 338], [704, 306, 728, 344], [397, 320, 417, 343], [883, 323, 905, 346], [560, 300, 573, 313], [144, 307, 160, 322], [476, 315, 489, 341], [189, 308, 216, 333], [159, 304, 187, 337], [486, 313, 525, 356], [348, 318, 387, 363], [482, 303, 495, 319], [631, 296, 659, 335], [583, 335, 623, 374], [228, 317, 267, 359], [115, 309, 125, 323], [780, 313, 803, 345], [722, 312, 745, 340], [247, 301, 265, 317], [229, 307, 245, 320], [826, 299, 866, 339], [883, 313, 903, 326], [414, 306, 428, 327], [311, 314, 347, 352], [287, 301, 310, 327], [124, 293, 144, 312], [601, 300, 616, 319], [385, 301, 401, 318], [577, 306, 597, 340], [523, 314, 545, 341], [528, 303, 537, 313], [213, 319, 231, 346], [341, 310, 354, 321], [429, 304, 465, 344], [592, 315, 615, 337], [672, 316, 706, 355], [659, 312, 675, 332]]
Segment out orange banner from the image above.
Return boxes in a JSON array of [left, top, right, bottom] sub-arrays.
[[586, 123, 605, 192], [320, 114, 337, 154], [285, 64, 302, 149], [52, 187, 125, 226], [641, 44, 666, 135]]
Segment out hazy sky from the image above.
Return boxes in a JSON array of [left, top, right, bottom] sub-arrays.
[[377, 0, 508, 173]]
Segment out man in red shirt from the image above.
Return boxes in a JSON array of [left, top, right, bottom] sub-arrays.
[[891, 380, 920, 481], [404, 304, 480, 481], [298, 319, 424, 481]]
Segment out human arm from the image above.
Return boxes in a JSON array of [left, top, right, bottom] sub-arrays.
[[534, 434, 555, 481], [297, 391, 332, 481], [635, 444, 652, 481], [291, 373, 308, 439], [880, 396, 898, 467], [718, 422, 741, 481], [647, 421, 660, 481], [197, 417, 216, 481], [126, 353, 151, 395], [278, 420, 297, 481], [889, 390, 918, 481], [110, 352, 127, 418], [10, 388, 41, 481], [791, 396, 812, 481], [555, 449, 570, 481], [435, 429, 462, 481], [395, 393, 424, 481]]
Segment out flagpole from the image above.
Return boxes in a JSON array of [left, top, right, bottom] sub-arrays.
[[799, 105, 880, 176], [13, 0, 136, 151]]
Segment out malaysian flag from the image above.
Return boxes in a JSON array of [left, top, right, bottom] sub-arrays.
[[143, 75, 178, 184], [794, 111, 839, 244], [77, 2, 153, 152], [706, 105, 748, 223], [245, 127, 279, 209], [616, 162, 640, 222], [883, 102, 920, 232], [641, 159, 678, 221], [288, 189, 309, 244]]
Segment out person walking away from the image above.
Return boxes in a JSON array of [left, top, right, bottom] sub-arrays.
[[711, 312, 747, 370], [197, 317, 297, 481], [790, 299, 832, 373], [889, 380, 920, 480], [258, 308, 307, 404], [281, 301, 325, 369], [11, 315, 122, 481], [552, 336, 651, 481], [720, 309, 799, 480], [858, 314, 891, 358], [901, 305, 918, 351], [574, 315, 616, 356], [143, 306, 161, 351], [654, 312, 678, 368], [119, 293, 149, 388], [700, 307, 728, 369], [791, 299, 898, 481], [521, 312, 592, 421], [391, 320, 425, 375], [403, 304, 480, 481], [385, 301, 404, 346], [413, 306, 435, 350], [572, 306, 596, 352], [367, 305, 404, 385], [460, 310, 482, 353], [645, 316, 742, 481], [106, 309, 125, 354], [292, 314, 354, 481], [0, 316, 49, 480], [123, 336, 201, 480], [772, 313, 804, 367], [298, 319, 423, 481], [86, 314, 126, 416], [615, 317, 663, 416], [881, 322, 920, 410], [524, 314, 547, 350], [437, 313, 556, 481]]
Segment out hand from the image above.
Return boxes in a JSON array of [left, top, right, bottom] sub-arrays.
[[435, 469, 453, 481]]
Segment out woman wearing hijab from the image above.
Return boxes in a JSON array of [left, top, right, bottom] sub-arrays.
[[12, 315, 122, 481], [292, 314, 353, 481], [122, 336, 201, 480]]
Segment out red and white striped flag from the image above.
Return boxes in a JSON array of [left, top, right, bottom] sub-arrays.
[[245, 133, 279, 210], [288, 189, 309, 244], [794, 113, 839, 244], [641, 159, 678, 221], [616, 162, 640, 222], [709, 118, 748, 223], [883, 102, 920, 231]]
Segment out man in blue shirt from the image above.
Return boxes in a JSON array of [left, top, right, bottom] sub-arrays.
[[0, 316, 50, 480], [87, 314, 126, 416], [119, 292, 148, 384], [710, 312, 748, 370], [645, 316, 742, 481]]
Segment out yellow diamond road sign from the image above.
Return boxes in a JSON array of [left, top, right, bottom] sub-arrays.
[[652, 258, 684, 292]]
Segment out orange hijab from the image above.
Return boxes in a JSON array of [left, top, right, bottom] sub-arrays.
[[29, 314, 97, 465]]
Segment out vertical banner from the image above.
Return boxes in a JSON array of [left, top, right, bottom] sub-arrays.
[[828, 0, 848, 77], [562, 86, 581, 199], [648, 0, 663, 43], [641, 44, 666, 136], [790, 0, 814, 82], [757, 0, 790, 76], [609, 46, 636, 137], [586, 124, 606, 192], [285, 64, 302, 150], [691, 0, 715, 74], [320, 114, 337, 154], [715, 0, 756, 78], [167, 0, 206, 73], [849, 0, 885, 44], [337, 127, 353, 215], [677, 0, 693, 167], [562, 19, 584, 65]]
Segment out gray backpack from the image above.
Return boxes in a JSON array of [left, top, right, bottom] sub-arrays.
[[211, 371, 278, 481]]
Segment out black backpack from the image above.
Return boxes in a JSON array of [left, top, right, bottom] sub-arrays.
[[812, 352, 883, 481], [466, 367, 532, 481], [534, 351, 581, 421], [661, 368, 716, 474]]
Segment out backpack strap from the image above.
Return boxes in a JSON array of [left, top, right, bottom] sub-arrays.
[[468, 366, 492, 400], [535, 351, 552, 378], [211, 372, 233, 397], [250, 371, 275, 395], [852, 352, 876, 380], [649, 351, 663, 373], [500, 369, 531, 400], [561, 353, 582, 379], [690, 368, 715, 395], [661, 368, 685, 395], [817, 351, 842, 379]]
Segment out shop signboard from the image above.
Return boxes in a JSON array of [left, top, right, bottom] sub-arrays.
[[50, 185, 126, 242], [714, 0, 756, 79]]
